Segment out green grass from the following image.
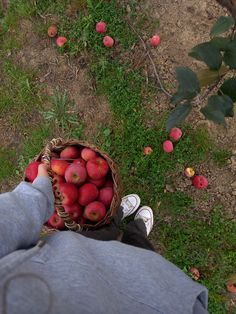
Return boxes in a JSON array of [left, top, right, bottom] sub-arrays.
[[0, 0, 235, 312], [212, 149, 231, 166], [0, 61, 37, 117], [0, 148, 17, 181]]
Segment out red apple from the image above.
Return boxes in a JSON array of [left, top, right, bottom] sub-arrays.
[[64, 203, 83, 222], [163, 140, 174, 153], [48, 212, 65, 230], [98, 187, 113, 208], [78, 183, 98, 206], [25, 161, 41, 182], [96, 21, 107, 33], [51, 159, 69, 176], [73, 158, 86, 167], [88, 177, 106, 188], [150, 34, 161, 47], [60, 146, 80, 159], [193, 175, 208, 190], [144, 146, 153, 155], [86, 157, 109, 180], [81, 148, 97, 161], [83, 201, 106, 222], [103, 36, 114, 47], [56, 36, 67, 47], [65, 163, 87, 185], [59, 183, 78, 205], [48, 25, 58, 37], [169, 127, 182, 141]]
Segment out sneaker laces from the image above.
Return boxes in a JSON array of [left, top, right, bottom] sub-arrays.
[[123, 199, 134, 210]]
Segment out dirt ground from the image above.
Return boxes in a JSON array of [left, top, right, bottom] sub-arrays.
[[2, 0, 236, 216]]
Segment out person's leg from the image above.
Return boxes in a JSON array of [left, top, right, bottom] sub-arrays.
[[121, 219, 155, 251], [121, 206, 155, 251], [78, 194, 141, 241], [79, 207, 122, 241]]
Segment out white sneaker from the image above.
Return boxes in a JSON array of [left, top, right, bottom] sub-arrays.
[[121, 194, 141, 220], [134, 206, 154, 236]]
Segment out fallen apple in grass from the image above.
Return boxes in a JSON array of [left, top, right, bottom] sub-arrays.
[[25, 161, 42, 182], [144, 146, 153, 155], [96, 21, 107, 33], [47, 25, 58, 37], [103, 36, 114, 47], [60, 146, 80, 159], [169, 127, 182, 141], [78, 183, 99, 206], [56, 36, 67, 47], [48, 212, 65, 230], [83, 201, 106, 222], [59, 183, 79, 205], [65, 163, 87, 185], [51, 159, 69, 176], [86, 157, 109, 180], [150, 34, 161, 47], [163, 140, 174, 153]]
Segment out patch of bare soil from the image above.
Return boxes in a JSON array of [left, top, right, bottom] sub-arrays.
[[15, 19, 112, 142], [136, 0, 236, 218]]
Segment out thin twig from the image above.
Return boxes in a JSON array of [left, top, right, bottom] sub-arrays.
[[127, 21, 172, 98]]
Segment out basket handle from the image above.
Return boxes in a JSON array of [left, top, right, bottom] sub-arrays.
[[42, 138, 82, 232]]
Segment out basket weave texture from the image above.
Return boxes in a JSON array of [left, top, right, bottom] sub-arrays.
[[27, 138, 122, 232]]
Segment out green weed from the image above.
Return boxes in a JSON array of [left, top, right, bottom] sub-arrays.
[[213, 149, 231, 166]]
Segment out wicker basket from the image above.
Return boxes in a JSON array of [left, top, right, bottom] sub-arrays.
[[27, 138, 122, 232]]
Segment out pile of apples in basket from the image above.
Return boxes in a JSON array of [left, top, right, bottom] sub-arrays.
[[25, 146, 114, 229]]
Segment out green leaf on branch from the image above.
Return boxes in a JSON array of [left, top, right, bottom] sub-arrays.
[[223, 41, 236, 69], [189, 42, 222, 70], [211, 37, 230, 51], [171, 67, 200, 104], [166, 103, 192, 131], [219, 78, 236, 102], [197, 65, 228, 87], [201, 95, 234, 125], [210, 16, 235, 37]]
